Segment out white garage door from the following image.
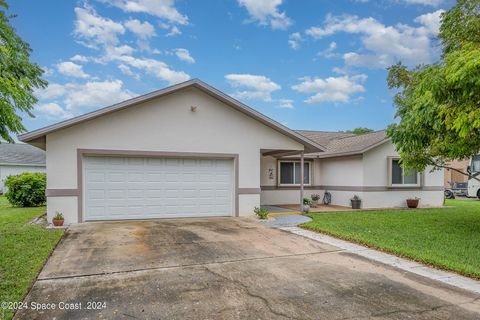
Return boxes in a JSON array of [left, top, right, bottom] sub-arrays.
[[84, 156, 234, 221]]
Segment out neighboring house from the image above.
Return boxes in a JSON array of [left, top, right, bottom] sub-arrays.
[[19, 80, 444, 224], [0, 143, 46, 193], [444, 159, 470, 187]]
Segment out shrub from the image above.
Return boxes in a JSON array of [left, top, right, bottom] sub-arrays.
[[254, 206, 269, 219], [5, 172, 46, 207], [311, 194, 320, 201], [303, 198, 312, 206]]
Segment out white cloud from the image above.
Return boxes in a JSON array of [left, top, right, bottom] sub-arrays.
[[305, 12, 442, 68], [318, 41, 338, 58], [174, 48, 195, 64], [288, 32, 303, 50], [225, 74, 281, 101], [105, 44, 135, 59], [65, 80, 135, 110], [100, 0, 188, 25], [36, 80, 136, 115], [115, 55, 190, 84], [35, 103, 73, 120], [56, 61, 90, 78], [118, 64, 140, 79], [237, 0, 292, 30], [292, 74, 367, 104], [124, 18, 156, 39], [70, 54, 89, 62], [42, 66, 54, 76], [74, 6, 125, 48], [401, 0, 444, 6], [124, 19, 157, 52], [35, 83, 68, 100], [414, 9, 445, 35], [166, 25, 181, 36], [278, 99, 294, 109]]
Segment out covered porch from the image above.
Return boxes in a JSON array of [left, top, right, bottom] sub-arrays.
[[260, 149, 311, 213]]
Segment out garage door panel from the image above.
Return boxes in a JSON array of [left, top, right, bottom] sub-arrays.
[[84, 156, 234, 220]]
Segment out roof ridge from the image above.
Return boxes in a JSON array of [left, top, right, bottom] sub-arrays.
[[331, 129, 386, 141]]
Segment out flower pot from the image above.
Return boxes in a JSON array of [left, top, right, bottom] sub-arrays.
[[311, 200, 318, 208], [351, 199, 361, 209], [303, 205, 310, 213], [406, 199, 419, 208], [52, 218, 64, 227]]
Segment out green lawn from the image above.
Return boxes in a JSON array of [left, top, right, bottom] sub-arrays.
[[0, 196, 63, 320], [302, 199, 480, 279]]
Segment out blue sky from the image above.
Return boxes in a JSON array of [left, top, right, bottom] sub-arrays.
[[9, 0, 453, 133]]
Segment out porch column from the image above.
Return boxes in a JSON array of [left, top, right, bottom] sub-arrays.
[[300, 151, 304, 211]]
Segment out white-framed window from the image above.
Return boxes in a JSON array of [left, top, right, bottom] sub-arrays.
[[278, 160, 311, 185], [471, 154, 480, 172], [388, 157, 421, 187]]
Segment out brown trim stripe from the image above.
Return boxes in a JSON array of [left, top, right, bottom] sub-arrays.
[[238, 188, 262, 194], [261, 185, 444, 192], [46, 189, 79, 197]]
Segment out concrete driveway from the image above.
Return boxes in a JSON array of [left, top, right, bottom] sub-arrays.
[[16, 218, 480, 319]]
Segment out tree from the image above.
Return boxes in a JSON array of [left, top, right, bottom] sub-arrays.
[[386, 0, 480, 177], [0, 0, 47, 142], [348, 127, 374, 135]]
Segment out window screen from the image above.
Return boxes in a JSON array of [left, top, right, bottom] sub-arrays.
[[391, 159, 418, 185], [280, 161, 310, 184], [472, 155, 480, 172], [392, 160, 403, 184], [280, 162, 294, 184]]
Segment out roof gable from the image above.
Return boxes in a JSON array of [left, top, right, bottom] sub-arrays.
[[19, 79, 323, 152]]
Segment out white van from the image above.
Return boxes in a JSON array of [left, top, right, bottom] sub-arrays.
[[467, 154, 480, 198]]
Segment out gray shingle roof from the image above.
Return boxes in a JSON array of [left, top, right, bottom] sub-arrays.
[[296, 130, 388, 158], [0, 144, 46, 166]]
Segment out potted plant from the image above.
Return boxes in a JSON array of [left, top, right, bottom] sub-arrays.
[[52, 211, 64, 227], [350, 195, 362, 209], [303, 198, 312, 213], [311, 194, 320, 208], [406, 197, 420, 208]]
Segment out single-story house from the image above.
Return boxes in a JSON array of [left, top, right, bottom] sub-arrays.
[[444, 159, 470, 187], [0, 143, 46, 193], [19, 79, 444, 224]]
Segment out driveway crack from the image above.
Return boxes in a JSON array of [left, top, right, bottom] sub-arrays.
[[202, 265, 303, 320]]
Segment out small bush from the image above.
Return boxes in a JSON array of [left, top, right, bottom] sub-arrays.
[[5, 172, 46, 207], [303, 198, 312, 206], [254, 206, 269, 219]]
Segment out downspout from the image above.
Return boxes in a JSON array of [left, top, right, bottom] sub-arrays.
[[300, 151, 304, 211]]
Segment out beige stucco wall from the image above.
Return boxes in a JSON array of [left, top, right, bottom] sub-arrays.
[[46, 87, 305, 223], [319, 155, 363, 187], [261, 141, 444, 209]]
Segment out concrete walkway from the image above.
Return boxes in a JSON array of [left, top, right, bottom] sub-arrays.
[[260, 214, 312, 228], [284, 226, 480, 295]]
